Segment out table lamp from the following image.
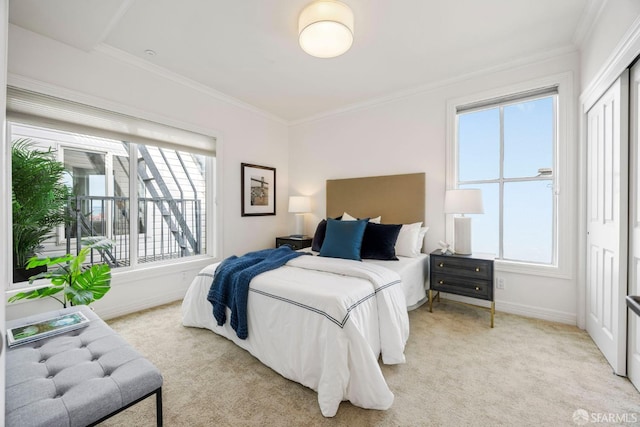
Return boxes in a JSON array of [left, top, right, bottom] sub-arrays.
[[288, 196, 311, 238]]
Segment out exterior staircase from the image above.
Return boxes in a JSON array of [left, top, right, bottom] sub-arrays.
[[69, 142, 202, 263]]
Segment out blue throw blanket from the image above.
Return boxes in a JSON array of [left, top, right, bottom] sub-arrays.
[[207, 246, 308, 339]]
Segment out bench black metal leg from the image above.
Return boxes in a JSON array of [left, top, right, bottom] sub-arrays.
[[156, 387, 163, 427], [87, 387, 163, 426]]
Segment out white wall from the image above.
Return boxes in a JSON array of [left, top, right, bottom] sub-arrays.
[[5, 25, 290, 320], [580, 0, 640, 92], [290, 53, 581, 324]]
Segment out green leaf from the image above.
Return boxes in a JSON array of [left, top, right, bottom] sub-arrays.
[[65, 287, 94, 306], [74, 264, 111, 301], [8, 232, 113, 307], [26, 254, 73, 269], [12, 138, 71, 268], [8, 286, 63, 303], [50, 277, 68, 286], [82, 236, 114, 251], [27, 265, 69, 284]]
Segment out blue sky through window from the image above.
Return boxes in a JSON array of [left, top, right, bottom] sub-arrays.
[[457, 96, 555, 264]]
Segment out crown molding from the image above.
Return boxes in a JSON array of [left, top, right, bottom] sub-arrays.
[[95, 41, 579, 128], [93, 43, 288, 126], [290, 44, 578, 126], [11, 26, 581, 129], [16, 30, 579, 129], [580, 14, 640, 111], [572, 0, 608, 47]]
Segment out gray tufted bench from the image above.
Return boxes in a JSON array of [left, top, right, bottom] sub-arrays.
[[5, 306, 163, 427]]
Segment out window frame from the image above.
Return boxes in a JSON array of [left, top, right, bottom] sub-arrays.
[[59, 145, 115, 244], [6, 85, 221, 291], [446, 73, 574, 279], [457, 93, 558, 264]]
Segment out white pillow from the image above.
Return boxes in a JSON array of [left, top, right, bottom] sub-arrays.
[[395, 222, 423, 257], [342, 212, 381, 223], [341, 211, 357, 221], [416, 226, 429, 253]]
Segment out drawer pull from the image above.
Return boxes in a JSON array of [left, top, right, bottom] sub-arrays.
[[475, 286, 480, 291], [438, 262, 444, 268], [475, 267, 480, 272], [439, 280, 444, 285]]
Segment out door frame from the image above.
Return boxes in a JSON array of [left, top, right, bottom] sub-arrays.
[[584, 71, 629, 376], [579, 19, 640, 331], [628, 60, 640, 388]]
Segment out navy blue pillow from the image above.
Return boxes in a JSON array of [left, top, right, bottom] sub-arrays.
[[319, 218, 368, 261], [311, 219, 327, 251], [311, 216, 342, 252], [361, 223, 402, 260]]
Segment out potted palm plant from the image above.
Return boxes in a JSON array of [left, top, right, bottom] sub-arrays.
[[12, 138, 70, 282], [8, 237, 113, 308]]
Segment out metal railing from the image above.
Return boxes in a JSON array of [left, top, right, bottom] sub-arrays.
[[66, 195, 202, 267]]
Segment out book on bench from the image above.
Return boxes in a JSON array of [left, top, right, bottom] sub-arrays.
[[7, 311, 90, 348]]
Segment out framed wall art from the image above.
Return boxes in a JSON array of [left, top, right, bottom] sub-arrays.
[[241, 163, 276, 216]]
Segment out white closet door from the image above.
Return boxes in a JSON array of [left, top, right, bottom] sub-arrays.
[[586, 70, 629, 376], [628, 63, 640, 387]]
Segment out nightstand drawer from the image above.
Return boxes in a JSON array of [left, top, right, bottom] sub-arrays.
[[429, 250, 496, 326], [431, 274, 492, 300], [430, 255, 492, 280]]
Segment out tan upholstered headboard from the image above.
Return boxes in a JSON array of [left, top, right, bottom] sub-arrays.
[[326, 173, 425, 224]]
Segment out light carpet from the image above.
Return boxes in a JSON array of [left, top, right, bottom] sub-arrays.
[[101, 300, 640, 426]]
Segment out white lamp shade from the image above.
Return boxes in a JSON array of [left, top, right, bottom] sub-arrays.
[[299, 1, 354, 58], [444, 189, 484, 215], [288, 196, 311, 213]]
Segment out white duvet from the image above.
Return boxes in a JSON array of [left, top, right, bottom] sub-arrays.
[[182, 254, 410, 417]]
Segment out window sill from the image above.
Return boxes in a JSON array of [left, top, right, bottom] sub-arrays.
[[6, 254, 219, 297], [495, 259, 572, 280], [111, 255, 217, 282]]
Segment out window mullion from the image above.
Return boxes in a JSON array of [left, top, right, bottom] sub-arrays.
[[499, 106, 505, 260], [552, 95, 559, 265], [105, 153, 113, 240], [458, 178, 499, 186], [128, 142, 138, 269]]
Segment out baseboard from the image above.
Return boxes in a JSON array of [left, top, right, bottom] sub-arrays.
[[496, 300, 577, 325], [442, 294, 577, 326], [98, 290, 186, 321]]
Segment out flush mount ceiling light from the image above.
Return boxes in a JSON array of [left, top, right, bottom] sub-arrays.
[[298, 0, 354, 58]]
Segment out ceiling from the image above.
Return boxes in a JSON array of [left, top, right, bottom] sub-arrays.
[[9, 0, 594, 122]]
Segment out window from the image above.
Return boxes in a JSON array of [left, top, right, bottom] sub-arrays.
[[8, 87, 216, 285], [453, 88, 557, 265]]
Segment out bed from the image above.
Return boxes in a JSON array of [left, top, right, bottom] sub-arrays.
[[182, 173, 428, 417]]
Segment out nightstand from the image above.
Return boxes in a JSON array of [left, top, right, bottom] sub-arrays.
[[275, 236, 312, 250], [429, 250, 495, 327]]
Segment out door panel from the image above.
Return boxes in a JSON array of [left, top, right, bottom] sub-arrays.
[[586, 71, 629, 376]]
